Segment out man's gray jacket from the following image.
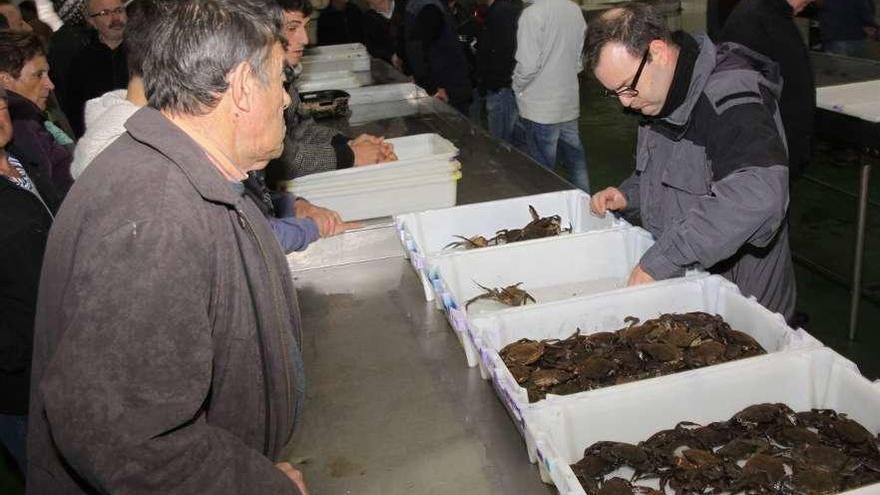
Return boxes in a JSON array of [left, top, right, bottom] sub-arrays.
[[27, 108, 306, 494], [619, 33, 796, 320]]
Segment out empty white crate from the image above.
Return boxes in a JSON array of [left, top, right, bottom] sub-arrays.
[[529, 347, 880, 494], [301, 43, 371, 72], [471, 275, 821, 462], [296, 70, 363, 91], [295, 165, 462, 221], [290, 133, 459, 191], [346, 83, 428, 106], [431, 227, 655, 367], [304, 43, 367, 55], [394, 189, 629, 302]]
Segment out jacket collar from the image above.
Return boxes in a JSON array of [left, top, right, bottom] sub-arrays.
[[123, 107, 244, 207], [6, 90, 44, 123], [658, 32, 716, 128]]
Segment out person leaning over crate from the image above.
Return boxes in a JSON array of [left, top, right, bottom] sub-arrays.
[[587, 3, 797, 323], [265, 0, 397, 191]]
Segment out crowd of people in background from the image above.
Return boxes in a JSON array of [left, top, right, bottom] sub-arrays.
[[0, 0, 878, 493]]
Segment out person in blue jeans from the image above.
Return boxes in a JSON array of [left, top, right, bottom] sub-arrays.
[[521, 118, 589, 190], [512, 0, 589, 191], [475, 0, 522, 145], [819, 0, 879, 58]]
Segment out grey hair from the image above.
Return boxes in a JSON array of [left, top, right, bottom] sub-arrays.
[[143, 0, 284, 115], [585, 2, 671, 69]]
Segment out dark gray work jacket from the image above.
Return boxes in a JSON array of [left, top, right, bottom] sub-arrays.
[[620, 34, 796, 320], [28, 108, 305, 494]]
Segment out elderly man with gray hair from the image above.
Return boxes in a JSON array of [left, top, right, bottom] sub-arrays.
[[27, 1, 310, 494]]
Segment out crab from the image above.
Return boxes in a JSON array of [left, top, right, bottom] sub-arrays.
[[636, 342, 682, 363], [442, 234, 492, 250], [732, 453, 787, 491], [465, 282, 536, 309], [684, 340, 726, 367], [492, 205, 571, 245], [792, 445, 851, 472], [575, 356, 617, 380], [777, 426, 823, 448], [529, 368, 572, 389], [789, 466, 842, 494], [716, 438, 772, 460], [499, 339, 545, 366], [732, 403, 795, 430]]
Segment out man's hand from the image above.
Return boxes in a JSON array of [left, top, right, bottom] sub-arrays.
[[434, 87, 449, 102], [590, 187, 628, 217], [392, 53, 404, 70], [295, 198, 360, 237], [275, 462, 309, 495], [350, 134, 397, 165], [626, 264, 655, 287]]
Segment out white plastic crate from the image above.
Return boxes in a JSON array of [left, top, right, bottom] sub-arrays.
[[301, 44, 371, 73], [346, 83, 428, 106], [430, 227, 654, 367], [290, 133, 459, 192], [304, 43, 367, 55], [394, 190, 629, 302], [292, 161, 460, 197], [529, 347, 880, 494], [471, 275, 822, 462], [296, 70, 363, 91], [295, 167, 462, 221]]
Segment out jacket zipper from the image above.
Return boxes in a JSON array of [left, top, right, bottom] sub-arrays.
[[235, 208, 294, 455], [4, 179, 54, 220]]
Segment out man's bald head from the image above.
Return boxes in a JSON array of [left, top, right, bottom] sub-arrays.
[[585, 2, 669, 70]]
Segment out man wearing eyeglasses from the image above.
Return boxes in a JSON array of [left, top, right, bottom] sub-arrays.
[[586, 3, 796, 323], [62, 0, 128, 137]]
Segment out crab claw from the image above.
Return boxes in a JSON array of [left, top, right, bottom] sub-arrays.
[[528, 204, 540, 221]]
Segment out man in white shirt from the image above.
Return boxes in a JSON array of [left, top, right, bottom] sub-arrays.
[[512, 0, 589, 191]]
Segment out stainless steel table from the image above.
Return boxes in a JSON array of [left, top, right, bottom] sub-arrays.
[[281, 100, 573, 493], [810, 52, 880, 340]]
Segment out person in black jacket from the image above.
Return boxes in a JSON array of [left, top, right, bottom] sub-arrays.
[[363, 0, 406, 67], [0, 85, 61, 480], [404, 0, 472, 114], [706, 0, 741, 40], [63, 0, 128, 137], [722, 0, 816, 180], [317, 0, 364, 45], [475, 0, 521, 144]]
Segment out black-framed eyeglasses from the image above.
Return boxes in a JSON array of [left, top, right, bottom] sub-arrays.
[[603, 47, 650, 99], [89, 6, 125, 18]]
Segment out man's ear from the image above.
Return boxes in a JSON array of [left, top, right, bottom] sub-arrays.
[[227, 61, 254, 113], [0, 72, 14, 87], [648, 39, 669, 65]]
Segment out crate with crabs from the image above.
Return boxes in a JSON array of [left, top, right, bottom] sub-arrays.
[[430, 226, 654, 367], [528, 347, 880, 495], [469, 275, 821, 461]]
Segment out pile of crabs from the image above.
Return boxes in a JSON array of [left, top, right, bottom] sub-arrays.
[[499, 312, 766, 402], [571, 403, 880, 495]]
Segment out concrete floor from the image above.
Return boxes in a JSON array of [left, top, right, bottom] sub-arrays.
[[3, 1, 879, 492]]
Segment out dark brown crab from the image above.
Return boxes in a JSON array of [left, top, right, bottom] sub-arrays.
[[499, 338, 546, 366], [465, 282, 536, 309], [493, 205, 572, 244]]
